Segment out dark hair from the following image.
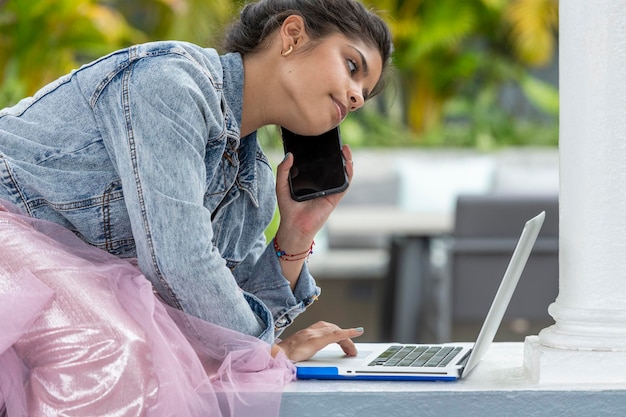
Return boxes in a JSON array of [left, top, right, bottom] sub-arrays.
[[223, 0, 393, 98]]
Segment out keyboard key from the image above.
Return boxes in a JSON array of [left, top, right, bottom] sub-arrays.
[[438, 347, 463, 367], [368, 345, 403, 366]]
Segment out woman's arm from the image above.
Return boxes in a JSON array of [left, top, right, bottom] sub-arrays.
[[273, 147, 354, 289], [95, 51, 270, 341]]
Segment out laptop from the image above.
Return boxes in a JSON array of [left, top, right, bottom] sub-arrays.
[[295, 211, 546, 381]]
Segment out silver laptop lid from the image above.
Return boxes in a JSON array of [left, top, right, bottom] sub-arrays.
[[462, 211, 546, 376]]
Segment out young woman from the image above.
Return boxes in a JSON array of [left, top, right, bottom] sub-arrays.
[[0, 0, 393, 415]]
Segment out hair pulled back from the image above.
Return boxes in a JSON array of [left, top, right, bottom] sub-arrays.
[[223, 0, 393, 97]]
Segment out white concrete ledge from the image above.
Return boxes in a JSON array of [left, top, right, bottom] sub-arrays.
[[280, 343, 626, 417], [525, 335, 626, 384]]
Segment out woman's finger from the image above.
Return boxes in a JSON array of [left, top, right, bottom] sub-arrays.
[[342, 144, 354, 181], [275, 152, 294, 202], [335, 327, 364, 356]]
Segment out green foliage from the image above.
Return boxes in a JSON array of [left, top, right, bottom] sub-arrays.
[[519, 74, 559, 116], [107, 0, 238, 47], [0, 0, 238, 109], [363, 0, 559, 148], [0, 0, 144, 108], [0, 0, 559, 149]]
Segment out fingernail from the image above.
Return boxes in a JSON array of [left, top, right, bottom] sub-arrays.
[[355, 327, 364, 333], [282, 152, 291, 162]]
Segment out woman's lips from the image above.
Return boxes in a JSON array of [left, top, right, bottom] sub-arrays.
[[334, 98, 347, 123]]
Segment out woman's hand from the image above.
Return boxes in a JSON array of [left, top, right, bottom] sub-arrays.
[[275, 144, 354, 243], [274, 321, 364, 362], [273, 145, 353, 288]]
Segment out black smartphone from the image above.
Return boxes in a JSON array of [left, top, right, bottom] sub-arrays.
[[281, 126, 349, 202]]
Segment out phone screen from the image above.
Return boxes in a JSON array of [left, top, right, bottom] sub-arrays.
[[281, 126, 349, 201]]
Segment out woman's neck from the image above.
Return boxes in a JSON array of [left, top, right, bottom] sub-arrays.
[[240, 51, 282, 137]]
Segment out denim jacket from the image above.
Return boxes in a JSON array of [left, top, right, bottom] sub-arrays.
[[0, 41, 320, 344]]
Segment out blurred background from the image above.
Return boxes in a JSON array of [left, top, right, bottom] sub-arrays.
[[0, 0, 558, 148], [0, 0, 560, 343]]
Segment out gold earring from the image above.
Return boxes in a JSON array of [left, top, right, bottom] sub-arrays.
[[281, 45, 293, 57]]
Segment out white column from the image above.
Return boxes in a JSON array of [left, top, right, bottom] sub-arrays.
[[524, 0, 626, 383]]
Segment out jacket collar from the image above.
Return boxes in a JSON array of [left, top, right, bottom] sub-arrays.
[[219, 52, 261, 207]]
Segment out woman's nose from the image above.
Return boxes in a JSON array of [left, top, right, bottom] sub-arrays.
[[349, 91, 364, 111]]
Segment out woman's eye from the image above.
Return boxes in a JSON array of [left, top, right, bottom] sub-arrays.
[[347, 59, 358, 74]]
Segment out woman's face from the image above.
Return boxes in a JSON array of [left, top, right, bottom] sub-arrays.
[[279, 32, 383, 136]]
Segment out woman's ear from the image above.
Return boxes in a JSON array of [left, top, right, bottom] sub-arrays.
[[279, 15, 309, 53]]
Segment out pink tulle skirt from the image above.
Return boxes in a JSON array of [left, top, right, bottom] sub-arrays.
[[0, 201, 295, 416]]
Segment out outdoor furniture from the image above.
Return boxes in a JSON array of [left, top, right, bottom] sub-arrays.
[[450, 194, 559, 340]]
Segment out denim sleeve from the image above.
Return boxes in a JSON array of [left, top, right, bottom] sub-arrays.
[[93, 55, 275, 343], [234, 236, 321, 337]]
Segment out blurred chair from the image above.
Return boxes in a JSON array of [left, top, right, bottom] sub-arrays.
[[450, 194, 559, 341]]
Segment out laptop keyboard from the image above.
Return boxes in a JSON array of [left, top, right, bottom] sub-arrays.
[[368, 345, 464, 368]]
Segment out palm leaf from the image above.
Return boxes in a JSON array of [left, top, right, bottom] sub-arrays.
[[505, 0, 558, 66]]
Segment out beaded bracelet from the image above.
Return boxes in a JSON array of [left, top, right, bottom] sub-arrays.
[[273, 236, 315, 261]]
